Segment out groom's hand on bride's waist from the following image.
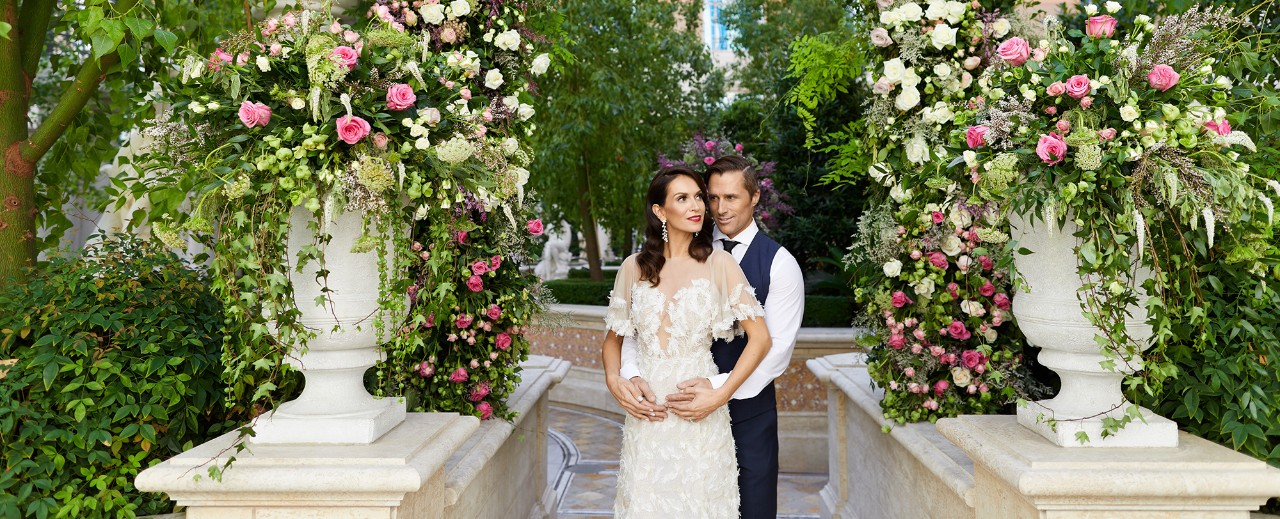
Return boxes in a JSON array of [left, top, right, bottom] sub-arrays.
[[666, 378, 724, 422], [606, 373, 667, 421]]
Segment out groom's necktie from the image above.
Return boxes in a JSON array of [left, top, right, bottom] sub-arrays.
[[721, 239, 741, 254]]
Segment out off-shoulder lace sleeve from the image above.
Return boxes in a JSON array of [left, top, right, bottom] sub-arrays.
[[604, 256, 641, 336], [709, 250, 766, 341]]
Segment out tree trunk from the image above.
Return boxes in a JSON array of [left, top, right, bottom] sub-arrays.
[[0, 0, 36, 280], [576, 158, 603, 281]]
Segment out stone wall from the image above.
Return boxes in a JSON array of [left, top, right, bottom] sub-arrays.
[[527, 304, 863, 473]]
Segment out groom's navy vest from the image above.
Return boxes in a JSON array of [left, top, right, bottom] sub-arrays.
[[712, 232, 781, 423]]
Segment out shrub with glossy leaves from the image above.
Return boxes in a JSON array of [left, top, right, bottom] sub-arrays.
[[0, 237, 237, 518]]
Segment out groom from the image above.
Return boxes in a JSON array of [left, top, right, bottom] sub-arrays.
[[609, 155, 804, 519]]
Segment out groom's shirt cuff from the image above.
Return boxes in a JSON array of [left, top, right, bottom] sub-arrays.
[[619, 334, 642, 380]]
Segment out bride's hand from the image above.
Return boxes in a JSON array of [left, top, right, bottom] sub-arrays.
[[665, 378, 727, 422], [606, 373, 667, 421]]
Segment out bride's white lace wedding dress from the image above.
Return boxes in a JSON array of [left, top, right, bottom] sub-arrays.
[[605, 250, 765, 519]]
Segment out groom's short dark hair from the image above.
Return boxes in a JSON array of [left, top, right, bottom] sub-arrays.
[[706, 156, 758, 197]]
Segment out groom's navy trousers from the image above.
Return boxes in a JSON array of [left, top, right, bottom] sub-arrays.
[[711, 234, 782, 519]]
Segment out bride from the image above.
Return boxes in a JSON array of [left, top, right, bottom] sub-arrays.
[[601, 165, 772, 518]]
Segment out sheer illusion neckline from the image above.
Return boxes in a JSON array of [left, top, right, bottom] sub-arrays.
[[634, 279, 714, 354]]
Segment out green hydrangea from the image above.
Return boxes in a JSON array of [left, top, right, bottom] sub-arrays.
[[1075, 143, 1102, 171], [366, 29, 416, 48], [224, 175, 251, 198], [355, 156, 395, 193], [981, 152, 1020, 193], [976, 227, 1010, 244]]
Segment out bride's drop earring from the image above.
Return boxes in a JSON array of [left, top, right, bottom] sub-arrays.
[[661, 220, 668, 243]]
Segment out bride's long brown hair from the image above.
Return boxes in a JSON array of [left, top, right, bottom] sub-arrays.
[[637, 165, 713, 286]]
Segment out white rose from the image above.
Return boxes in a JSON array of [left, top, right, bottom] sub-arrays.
[[502, 137, 520, 155], [870, 27, 894, 47], [1216, 76, 1233, 89], [951, 367, 972, 387], [963, 150, 977, 167], [1119, 105, 1140, 122], [883, 259, 904, 278], [883, 58, 907, 84], [1085, 3, 1098, 15], [1135, 14, 1151, 25], [494, 30, 521, 51], [890, 184, 911, 202], [256, 55, 271, 72], [289, 97, 305, 110], [983, 327, 998, 342], [1022, 88, 1036, 101], [872, 78, 895, 95], [960, 299, 983, 317], [944, 1, 967, 23], [189, 101, 206, 114], [913, 277, 936, 298], [905, 135, 929, 164], [1105, 1, 1121, 13], [930, 24, 958, 50], [925, 2, 948, 21], [941, 235, 963, 256], [485, 69, 505, 89], [206, 101, 220, 110], [448, 0, 471, 18], [950, 206, 973, 228], [933, 62, 952, 79], [991, 18, 1011, 38], [963, 56, 981, 70], [895, 87, 921, 111], [901, 68, 921, 88], [503, 95, 520, 109], [898, 2, 923, 21], [517, 103, 535, 121], [531, 53, 551, 76], [420, 3, 446, 24], [879, 10, 902, 25], [924, 102, 953, 124]]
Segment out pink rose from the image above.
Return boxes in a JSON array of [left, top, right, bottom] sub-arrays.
[[269, 43, 283, 56], [1080, 96, 1094, 109], [948, 320, 972, 341], [703, 140, 716, 151], [1098, 127, 1118, 140], [496, 332, 513, 350], [471, 260, 490, 275], [993, 293, 1011, 310], [467, 275, 484, 292], [487, 304, 502, 320], [343, 30, 360, 44], [913, 328, 926, 340], [418, 361, 434, 377], [872, 79, 895, 95], [1046, 81, 1066, 97], [932, 211, 945, 225], [891, 291, 912, 308], [469, 382, 491, 402], [934, 380, 950, 395], [527, 219, 545, 235], [930, 345, 945, 357], [331, 46, 359, 70], [904, 367, 916, 377], [703, 156, 715, 166], [282, 13, 297, 28], [449, 367, 469, 383], [1056, 119, 1071, 133], [947, 282, 960, 297], [1065, 74, 1091, 99], [910, 250, 922, 260], [928, 252, 949, 270], [456, 314, 473, 328], [329, 20, 343, 34], [1204, 119, 1232, 136], [476, 401, 494, 420], [1036, 132, 1068, 165], [1045, 106, 1058, 116], [978, 255, 993, 271], [1031, 47, 1047, 62], [887, 334, 907, 349], [460, 87, 472, 100], [965, 125, 989, 148], [373, 133, 389, 150], [386, 83, 416, 111], [490, 255, 503, 270], [996, 37, 1030, 66], [238, 101, 272, 128], [1147, 64, 1180, 92], [335, 115, 371, 144], [1086, 15, 1118, 38], [734, 143, 744, 152], [961, 349, 986, 368], [979, 281, 996, 297], [455, 230, 469, 244], [425, 313, 436, 328]]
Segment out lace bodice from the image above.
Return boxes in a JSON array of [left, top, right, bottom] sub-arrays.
[[605, 250, 764, 360]]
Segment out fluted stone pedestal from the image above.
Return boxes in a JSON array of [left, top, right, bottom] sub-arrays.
[[938, 415, 1280, 519], [136, 413, 478, 518]]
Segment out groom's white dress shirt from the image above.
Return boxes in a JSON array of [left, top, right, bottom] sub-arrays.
[[618, 221, 805, 400]]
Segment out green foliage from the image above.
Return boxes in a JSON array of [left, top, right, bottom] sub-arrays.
[[543, 278, 615, 306], [529, 0, 724, 273], [29, 0, 243, 252], [719, 0, 848, 103], [800, 295, 855, 327], [0, 237, 238, 519]]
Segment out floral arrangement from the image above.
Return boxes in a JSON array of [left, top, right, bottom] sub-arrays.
[[954, 3, 1278, 413], [835, 0, 1043, 422], [138, 1, 556, 422], [657, 133, 792, 230]]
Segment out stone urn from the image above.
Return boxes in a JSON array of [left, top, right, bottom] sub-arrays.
[[1008, 213, 1177, 447], [250, 207, 407, 444]]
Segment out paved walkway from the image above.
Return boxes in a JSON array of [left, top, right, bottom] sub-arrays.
[[547, 405, 826, 518]]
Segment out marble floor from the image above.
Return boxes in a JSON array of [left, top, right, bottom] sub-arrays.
[[547, 405, 826, 518]]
